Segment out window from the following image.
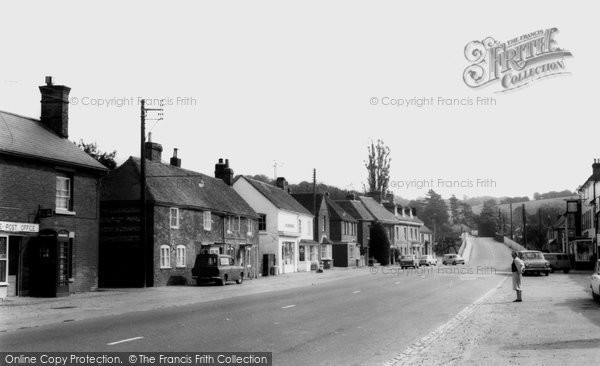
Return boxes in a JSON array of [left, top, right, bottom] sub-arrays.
[[247, 220, 254, 236], [203, 211, 212, 231], [321, 244, 332, 259], [309, 246, 318, 262], [0, 236, 7, 283], [298, 219, 302, 234], [258, 214, 267, 231], [160, 245, 171, 268], [237, 216, 242, 232], [282, 242, 295, 265], [220, 257, 230, 266], [322, 216, 327, 232], [299, 245, 306, 261], [227, 216, 233, 232], [176, 245, 186, 268], [170, 208, 179, 228], [56, 174, 72, 211]]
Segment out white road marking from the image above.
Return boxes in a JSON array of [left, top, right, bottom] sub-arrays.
[[384, 276, 508, 366], [281, 305, 296, 309], [107, 336, 144, 346], [352, 290, 361, 294]]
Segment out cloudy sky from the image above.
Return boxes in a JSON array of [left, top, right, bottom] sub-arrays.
[[1, 1, 597, 200]]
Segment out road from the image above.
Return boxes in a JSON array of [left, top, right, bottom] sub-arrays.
[[1, 238, 512, 365]]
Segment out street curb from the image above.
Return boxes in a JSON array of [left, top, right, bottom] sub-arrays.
[[384, 276, 508, 366]]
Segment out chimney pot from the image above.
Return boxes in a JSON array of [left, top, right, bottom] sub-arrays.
[[215, 158, 234, 186], [45, 76, 53, 85], [170, 148, 181, 167]]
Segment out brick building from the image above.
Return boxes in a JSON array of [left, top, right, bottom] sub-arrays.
[[336, 193, 375, 266], [99, 147, 259, 287], [290, 193, 331, 270], [0, 77, 107, 298]]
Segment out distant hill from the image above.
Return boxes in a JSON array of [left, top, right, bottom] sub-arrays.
[[471, 196, 578, 215]]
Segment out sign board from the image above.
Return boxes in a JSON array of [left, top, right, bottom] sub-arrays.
[[0, 221, 39, 233]]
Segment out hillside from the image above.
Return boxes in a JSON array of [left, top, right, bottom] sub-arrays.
[[471, 196, 578, 215]]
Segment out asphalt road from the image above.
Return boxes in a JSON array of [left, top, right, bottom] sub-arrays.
[[1, 238, 512, 365]]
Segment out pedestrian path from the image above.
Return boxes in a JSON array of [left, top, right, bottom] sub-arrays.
[[404, 271, 600, 365]]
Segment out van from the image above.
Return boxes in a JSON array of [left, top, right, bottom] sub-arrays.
[[543, 253, 571, 273], [442, 254, 465, 265]]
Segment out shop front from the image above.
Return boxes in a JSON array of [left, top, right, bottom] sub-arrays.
[[0, 221, 75, 298], [298, 239, 319, 271]]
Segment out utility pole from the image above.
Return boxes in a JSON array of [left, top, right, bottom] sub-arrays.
[[523, 203, 527, 249], [140, 99, 164, 288], [314, 169, 322, 272], [140, 100, 147, 288], [510, 203, 513, 240]]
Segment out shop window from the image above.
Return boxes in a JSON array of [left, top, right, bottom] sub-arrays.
[[282, 242, 294, 265], [160, 245, 171, 268], [170, 208, 179, 229], [299, 245, 306, 261], [0, 236, 7, 283], [176, 245, 186, 268], [55, 173, 73, 212], [309, 246, 318, 262], [321, 244, 332, 259]]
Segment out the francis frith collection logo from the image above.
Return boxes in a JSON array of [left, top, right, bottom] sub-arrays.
[[463, 28, 572, 92]]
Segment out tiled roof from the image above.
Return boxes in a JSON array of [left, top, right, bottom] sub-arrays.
[[0, 110, 107, 170], [101, 157, 257, 217], [325, 197, 357, 223], [359, 196, 401, 224], [335, 200, 375, 221], [291, 193, 325, 215], [241, 177, 312, 216]]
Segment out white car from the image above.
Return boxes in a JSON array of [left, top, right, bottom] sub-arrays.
[[442, 254, 465, 265], [591, 259, 600, 302]]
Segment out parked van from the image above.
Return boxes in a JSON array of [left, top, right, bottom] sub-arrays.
[[543, 253, 571, 273]]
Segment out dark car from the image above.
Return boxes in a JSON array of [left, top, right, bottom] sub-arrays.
[[543, 253, 571, 273], [517, 250, 550, 276], [192, 254, 244, 286]]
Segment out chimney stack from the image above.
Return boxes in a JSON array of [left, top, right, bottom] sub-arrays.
[[170, 148, 181, 167], [144, 132, 163, 161], [275, 177, 288, 192], [215, 158, 234, 186], [593, 158, 600, 176], [39, 76, 70, 138]]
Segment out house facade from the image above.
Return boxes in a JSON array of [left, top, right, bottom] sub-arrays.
[[576, 159, 600, 265], [325, 196, 359, 267], [0, 77, 107, 298], [336, 194, 374, 266], [358, 195, 401, 264], [233, 177, 314, 274], [394, 207, 424, 257], [290, 193, 332, 270], [100, 149, 259, 287]]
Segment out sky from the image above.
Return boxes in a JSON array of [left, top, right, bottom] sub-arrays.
[[1, 1, 598, 200]]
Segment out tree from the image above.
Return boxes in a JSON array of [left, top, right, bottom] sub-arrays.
[[449, 195, 460, 224], [364, 139, 391, 197], [421, 190, 449, 241], [370, 222, 391, 265], [76, 140, 117, 169], [458, 201, 476, 228], [477, 199, 499, 237]]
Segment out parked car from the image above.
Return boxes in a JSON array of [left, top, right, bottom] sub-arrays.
[[419, 255, 438, 266], [543, 253, 571, 273], [442, 254, 465, 265], [517, 250, 550, 276], [590, 259, 600, 302], [400, 255, 419, 269], [192, 254, 244, 286]]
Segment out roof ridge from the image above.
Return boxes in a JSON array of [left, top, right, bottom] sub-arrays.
[[0, 110, 39, 122]]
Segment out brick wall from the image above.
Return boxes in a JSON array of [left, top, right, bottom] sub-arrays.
[[0, 155, 102, 293]]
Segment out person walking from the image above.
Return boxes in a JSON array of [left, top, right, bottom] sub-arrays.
[[512, 251, 525, 302]]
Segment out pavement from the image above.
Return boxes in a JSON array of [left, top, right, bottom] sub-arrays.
[[0, 267, 369, 333], [396, 269, 600, 365]]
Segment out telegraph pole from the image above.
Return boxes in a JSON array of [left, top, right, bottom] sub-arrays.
[[140, 100, 147, 288], [140, 99, 164, 288], [523, 203, 528, 249], [510, 203, 513, 240]]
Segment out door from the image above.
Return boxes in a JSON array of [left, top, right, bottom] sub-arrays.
[[30, 234, 58, 297]]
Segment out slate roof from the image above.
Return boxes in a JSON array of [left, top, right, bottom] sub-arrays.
[[102, 157, 257, 218], [0, 110, 107, 171], [335, 200, 375, 222], [290, 193, 325, 216], [359, 196, 401, 224], [239, 177, 312, 216], [325, 197, 357, 223]]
